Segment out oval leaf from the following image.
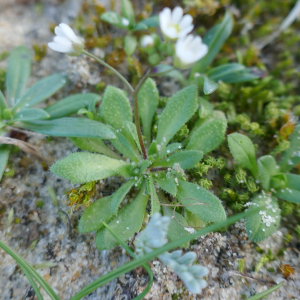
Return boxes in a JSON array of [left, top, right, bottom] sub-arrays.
[[78, 197, 113, 233], [177, 180, 226, 223], [187, 119, 227, 154], [246, 195, 280, 242], [95, 189, 149, 250], [19, 117, 116, 139], [228, 133, 259, 178], [275, 173, 300, 203], [257, 155, 278, 191], [50, 152, 127, 183], [156, 85, 198, 149]]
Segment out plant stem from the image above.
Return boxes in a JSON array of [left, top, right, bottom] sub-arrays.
[[149, 67, 175, 77], [83, 50, 134, 93]]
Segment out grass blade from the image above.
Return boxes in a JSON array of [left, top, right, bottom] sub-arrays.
[[246, 282, 283, 299]]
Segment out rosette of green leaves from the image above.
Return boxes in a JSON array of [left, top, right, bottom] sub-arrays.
[[51, 80, 228, 250], [228, 128, 300, 241], [0, 46, 115, 181]]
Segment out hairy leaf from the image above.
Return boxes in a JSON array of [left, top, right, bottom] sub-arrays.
[[155, 173, 177, 196], [275, 173, 300, 203], [257, 155, 278, 191], [147, 175, 161, 215]]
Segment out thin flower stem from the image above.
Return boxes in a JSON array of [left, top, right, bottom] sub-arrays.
[[149, 67, 176, 77], [82, 50, 134, 93]]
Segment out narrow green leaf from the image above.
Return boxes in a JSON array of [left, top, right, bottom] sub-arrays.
[[246, 282, 283, 300], [132, 16, 159, 31], [95, 189, 149, 250], [279, 123, 300, 171], [0, 145, 10, 181], [121, 0, 135, 26], [100, 12, 129, 29], [78, 197, 114, 233], [19, 117, 116, 139], [207, 63, 258, 83], [177, 180, 226, 223], [228, 133, 259, 178], [257, 155, 279, 191], [70, 137, 121, 159], [110, 179, 135, 214], [50, 152, 127, 184], [246, 195, 280, 242], [147, 175, 161, 215], [45, 93, 101, 119], [138, 78, 159, 145], [124, 35, 137, 56], [190, 12, 233, 77], [156, 85, 198, 149], [13, 108, 49, 121], [0, 90, 8, 119], [155, 173, 177, 196], [187, 119, 227, 154], [12, 74, 67, 112], [158, 143, 182, 158], [152, 150, 203, 170], [124, 121, 142, 153], [6, 46, 31, 106], [275, 173, 300, 203]]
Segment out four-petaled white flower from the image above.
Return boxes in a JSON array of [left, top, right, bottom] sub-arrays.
[[159, 6, 193, 39], [175, 34, 208, 68], [48, 23, 84, 56], [140, 35, 155, 48]]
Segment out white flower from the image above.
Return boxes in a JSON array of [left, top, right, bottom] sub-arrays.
[[121, 18, 130, 26], [140, 35, 154, 48], [48, 23, 84, 56], [159, 6, 193, 39], [175, 34, 208, 68]]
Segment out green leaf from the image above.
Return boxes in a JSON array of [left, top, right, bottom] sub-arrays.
[[13, 108, 49, 121], [50, 152, 128, 184], [228, 133, 259, 178], [147, 175, 161, 215], [184, 210, 205, 229], [124, 121, 142, 153], [245, 195, 280, 242], [152, 150, 203, 170], [198, 97, 213, 119], [162, 201, 189, 248], [0, 145, 10, 181], [195, 74, 218, 95], [158, 143, 181, 159], [78, 197, 114, 233], [95, 188, 149, 250], [279, 123, 300, 171], [70, 137, 121, 159], [100, 12, 129, 29], [110, 128, 140, 162], [187, 119, 227, 154], [246, 282, 283, 300], [138, 78, 159, 145], [0, 90, 8, 119], [190, 12, 233, 77], [12, 74, 67, 112], [6, 46, 31, 106], [77, 108, 94, 119], [156, 85, 198, 149], [275, 173, 300, 203], [45, 93, 101, 119], [110, 179, 135, 214], [121, 0, 135, 26], [132, 16, 159, 31], [155, 173, 177, 196], [207, 63, 258, 83], [124, 35, 137, 56], [19, 117, 116, 139], [177, 180, 226, 223], [257, 155, 279, 191]]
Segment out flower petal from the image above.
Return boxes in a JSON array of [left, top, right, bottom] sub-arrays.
[[179, 14, 193, 29], [59, 23, 78, 43], [55, 26, 68, 38], [171, 6, 183, 24], [48, 42, 73, 53], [159, 7, 171, 30], [54, 36, 73, 47]]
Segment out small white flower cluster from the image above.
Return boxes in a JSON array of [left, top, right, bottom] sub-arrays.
[[159, 7, 208, 68], [134, 213, 209, 294]]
